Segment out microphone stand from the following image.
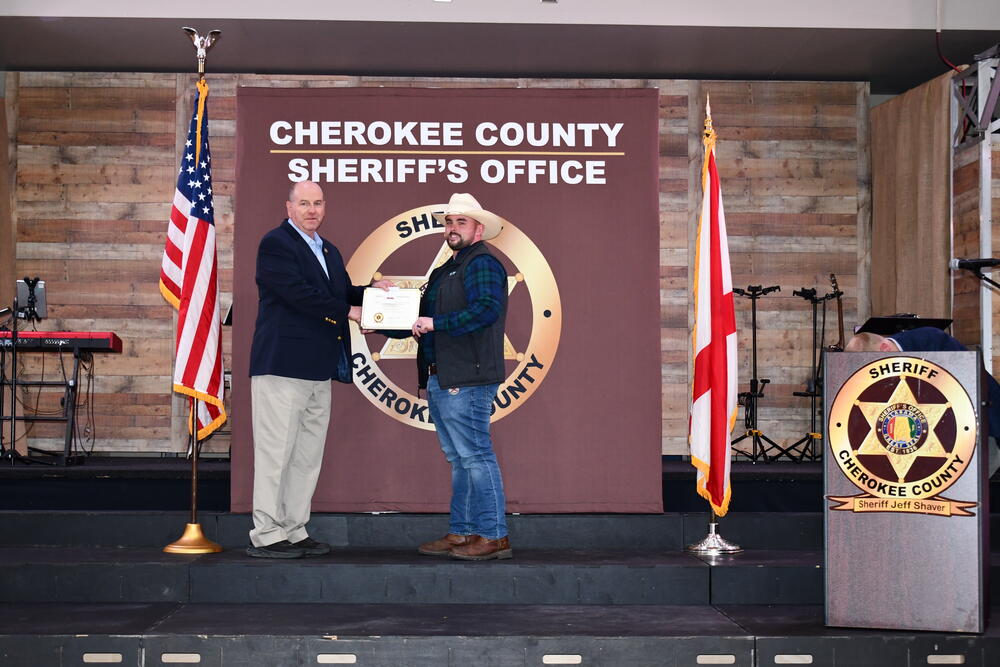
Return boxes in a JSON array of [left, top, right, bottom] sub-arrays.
[[965, 269, 1000, 291], [952, 259, 1000, 290]]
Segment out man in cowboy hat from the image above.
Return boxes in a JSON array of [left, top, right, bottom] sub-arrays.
[[409, 192, 512, 560]]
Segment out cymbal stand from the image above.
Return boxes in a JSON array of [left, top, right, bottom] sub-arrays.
[[784, 286, 839, 462], [731, 284, 782, 462]]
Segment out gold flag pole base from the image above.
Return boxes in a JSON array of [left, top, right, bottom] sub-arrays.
[[685, 515, 743, 556], [163, 523, 223, 554]]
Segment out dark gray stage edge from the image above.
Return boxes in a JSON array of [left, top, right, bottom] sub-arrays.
[[0, 545, 828, 606], [0, 511, 828, 607], [826, 351, 989, 633], [2, 603, 998, 667], [5, 512, 1000, 607]]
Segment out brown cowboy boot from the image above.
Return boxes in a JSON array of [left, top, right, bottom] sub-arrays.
[[450, 535, 513, 561], [417, 533, 476, 556]]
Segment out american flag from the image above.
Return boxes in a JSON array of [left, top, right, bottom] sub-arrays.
[[689, 100, 738, 517], [159, 78, 227, 439]]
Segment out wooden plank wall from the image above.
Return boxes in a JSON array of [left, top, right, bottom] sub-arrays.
[[952, 142, 982, 347], [952, 139, 1000, 377], [9, 73, 869, 457], [1, 79, 14, 308], [11, 72, 182, 452], [2, 76, 23, 452]]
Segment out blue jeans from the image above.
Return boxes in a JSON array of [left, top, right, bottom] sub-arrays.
[[426, 375, 507, 539]]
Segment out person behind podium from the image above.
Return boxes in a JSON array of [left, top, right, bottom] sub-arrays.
[[387, 193, 512, 561], [846, 327, 1000, 477], [247, 180, 389, 559]]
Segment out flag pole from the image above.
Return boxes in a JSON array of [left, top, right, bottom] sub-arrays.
[[163, 26, 223, 555], [686, 94, 741, 556], [685, 510, 742, 555], [164, 396, 221, 553]]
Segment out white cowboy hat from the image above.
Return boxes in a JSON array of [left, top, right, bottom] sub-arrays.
[[432, 193, 507, 240]]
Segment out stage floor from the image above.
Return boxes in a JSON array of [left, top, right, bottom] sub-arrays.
[[2, 601, 997, 666], [1, 508, 998, 665], [2, 461, 998, 665]]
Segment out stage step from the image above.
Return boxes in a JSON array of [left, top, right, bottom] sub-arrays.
[[0, 510, 824, 550], [1, 602, 996, 667], [3, 511, 998, 665], [0, 545, 825, 605]]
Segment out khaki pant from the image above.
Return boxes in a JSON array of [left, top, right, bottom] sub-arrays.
[[249, 374, 332, 547]]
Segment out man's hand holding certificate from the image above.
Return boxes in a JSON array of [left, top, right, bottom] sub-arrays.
[[361, 286, 421, 330]]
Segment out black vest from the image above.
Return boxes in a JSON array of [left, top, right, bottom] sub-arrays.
[[420, 242, 507, 389]]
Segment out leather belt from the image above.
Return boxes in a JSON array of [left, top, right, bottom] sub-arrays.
[[427, 363, 438, 375]]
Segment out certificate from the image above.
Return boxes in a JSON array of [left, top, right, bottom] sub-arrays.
[[361, 287, 421, 330]]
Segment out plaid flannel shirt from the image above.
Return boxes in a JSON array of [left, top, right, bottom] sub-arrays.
[[421, 245, 506, 365]]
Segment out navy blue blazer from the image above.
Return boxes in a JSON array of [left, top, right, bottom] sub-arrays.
[[249, 219, 364, 382], [890, 327, 1000, 439]]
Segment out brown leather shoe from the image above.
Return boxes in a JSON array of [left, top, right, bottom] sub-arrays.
[[449, 535, 513, 561], [417, 533, 476, 556]]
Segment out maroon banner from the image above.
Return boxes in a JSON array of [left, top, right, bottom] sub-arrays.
[[232, 87, 661, 513]]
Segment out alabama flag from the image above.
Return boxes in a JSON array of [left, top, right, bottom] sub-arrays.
[[689, 101, 738, 516]]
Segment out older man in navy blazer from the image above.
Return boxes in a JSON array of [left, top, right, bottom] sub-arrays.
[[247, 180, 384, 558]]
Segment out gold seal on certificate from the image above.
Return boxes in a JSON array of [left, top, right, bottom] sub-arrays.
[[361, 287, 421, 330]]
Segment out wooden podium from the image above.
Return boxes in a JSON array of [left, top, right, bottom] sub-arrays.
[[824, 351, 989, 633]]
